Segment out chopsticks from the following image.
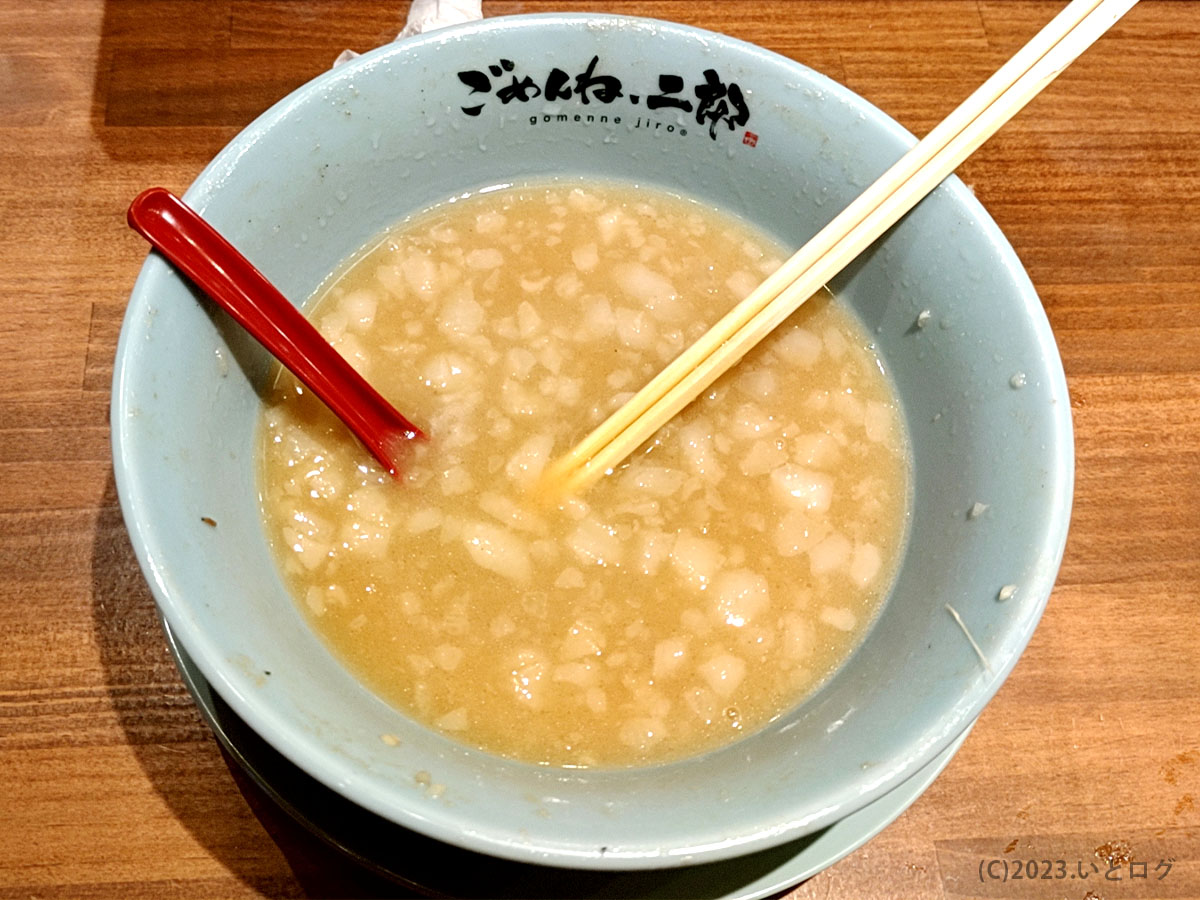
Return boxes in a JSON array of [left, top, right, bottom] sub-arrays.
[[538, 0, 1137, 498]]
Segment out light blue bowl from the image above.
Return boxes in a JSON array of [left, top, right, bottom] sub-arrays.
[[112, 14, 1073, 870]]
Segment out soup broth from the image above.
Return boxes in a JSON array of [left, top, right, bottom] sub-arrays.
[[258, 180, 910, 767]]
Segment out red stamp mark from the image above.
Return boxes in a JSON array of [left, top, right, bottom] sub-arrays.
[[742, 130, 758, 147]]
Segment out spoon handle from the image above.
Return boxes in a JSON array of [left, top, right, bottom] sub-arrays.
[[127, 187, 424, 475]]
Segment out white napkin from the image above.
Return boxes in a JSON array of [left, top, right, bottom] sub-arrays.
[[334, 0, 484, 67]]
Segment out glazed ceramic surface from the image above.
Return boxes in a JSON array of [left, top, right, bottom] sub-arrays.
[[113, 14, 1073, 869]]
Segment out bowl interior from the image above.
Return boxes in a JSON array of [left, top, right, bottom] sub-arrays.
[[113, 14, 1072, 869]]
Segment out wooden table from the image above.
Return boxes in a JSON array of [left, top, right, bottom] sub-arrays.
[[2, 1, 1197, 897]]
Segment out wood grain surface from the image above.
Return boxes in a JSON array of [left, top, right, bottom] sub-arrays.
[[2, 1, 1198, 898]]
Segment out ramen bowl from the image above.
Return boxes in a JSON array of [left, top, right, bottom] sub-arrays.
[[112, 13, 1073, 869]]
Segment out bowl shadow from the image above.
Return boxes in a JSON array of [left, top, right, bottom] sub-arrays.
[[90, 469, 405, 897], [194, 677, 822, 900], [94, 463, 821, 898]]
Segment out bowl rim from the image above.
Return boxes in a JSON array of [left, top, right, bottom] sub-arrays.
[[112, 11, 1075, 869]]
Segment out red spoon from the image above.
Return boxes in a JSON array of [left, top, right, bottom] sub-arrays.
[[127, 187, 425, 476]]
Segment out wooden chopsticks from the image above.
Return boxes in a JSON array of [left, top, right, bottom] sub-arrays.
[[537, 0, 1136, 499]]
